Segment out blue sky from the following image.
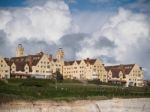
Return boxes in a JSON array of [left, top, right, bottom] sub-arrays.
[[67, 0, 135, 11], [0, 0, 148, 12], [0, 0, 149, 14], [0, 0, 149, 15], [0, 0, 25, 7]]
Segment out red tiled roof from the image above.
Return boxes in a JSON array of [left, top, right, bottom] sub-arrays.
[[4, 58, 12, 66], [53, 59, 57, 62], [105, 64, 135, 78], [64, 61, 75, 66], [84, 58, 96, 65], [7, 52, 44, 72], [64, 58, 97, 66], [110, 69, 121, 78], [76, 60, 81, 64]]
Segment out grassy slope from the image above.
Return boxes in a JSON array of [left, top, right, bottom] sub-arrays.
[[0, 79, 150, 103]]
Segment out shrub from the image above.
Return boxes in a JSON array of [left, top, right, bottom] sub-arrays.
[[87, 79, 101, 85], [63, 79, 82, 83], [0, 79, 8, 85], [20, 80, 49, 87]]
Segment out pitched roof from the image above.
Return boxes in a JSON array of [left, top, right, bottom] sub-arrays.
[[84, 58, 96, 65], [4, 58, 12, 66], [52, 59, 57, 62], [64, 61, 75, 66], [110, 69, 121, 78], [7, 52, 44, 72], [76, 60, 81, 64], [105, 64, 135, 78], [64, 58, 97, 66], [15, 61, 30, 72]]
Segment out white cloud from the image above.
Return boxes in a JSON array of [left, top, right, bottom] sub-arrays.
[[76, 8, 150, 63], [0, 0, 72, 43], [72, 11, 115, 34], [76, 8, 150, 79], [100, 8, 149, 61]]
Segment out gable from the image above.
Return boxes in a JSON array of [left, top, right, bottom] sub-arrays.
[[0, 57, 9, 67], [36, 54, 50, 66]]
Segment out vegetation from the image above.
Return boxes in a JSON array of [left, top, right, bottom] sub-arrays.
[[0, 79, 150, 103]]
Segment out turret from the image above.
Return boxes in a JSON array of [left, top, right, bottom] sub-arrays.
[[55, 48, 64, 62], [16, 44, 24, 57]]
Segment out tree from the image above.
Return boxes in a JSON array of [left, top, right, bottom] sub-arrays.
[[55, 70, 63, 82], [53, 70, 63, 90]]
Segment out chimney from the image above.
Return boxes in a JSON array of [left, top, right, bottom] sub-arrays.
[[49, 54, 52, 61], [86, 58, 90, 66], [87, 58, 90, 61], [28, 56, 32, 66]]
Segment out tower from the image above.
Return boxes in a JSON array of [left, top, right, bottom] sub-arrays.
[[55, 48, 64, 62], [16, 44, 24, 57]]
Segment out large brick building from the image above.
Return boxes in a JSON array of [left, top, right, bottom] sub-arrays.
[[0, 44, 144, 87], [0, 57, 10, 79], [63, 58, 107, 82], [105, 64, 144, 87]]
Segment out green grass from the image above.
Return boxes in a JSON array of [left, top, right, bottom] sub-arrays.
[[0, 79, 150, 103]]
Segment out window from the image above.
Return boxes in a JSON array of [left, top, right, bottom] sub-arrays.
[[36, 70, 39, 72]]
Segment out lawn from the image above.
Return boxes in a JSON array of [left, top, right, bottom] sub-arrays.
[[0, 79, 150, 103]]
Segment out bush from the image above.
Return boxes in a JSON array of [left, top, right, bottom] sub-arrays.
[[20, 80, 49, 87], [0, 79, 8, 85], [87, 79, 101, 85], [63, 79, 82, 83]]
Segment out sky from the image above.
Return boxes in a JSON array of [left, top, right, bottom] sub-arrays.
[[0, 0, 150, 79]]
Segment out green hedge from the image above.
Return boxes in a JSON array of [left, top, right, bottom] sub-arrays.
[[0, 79, 150, 102], [0, 79, 8, 85]]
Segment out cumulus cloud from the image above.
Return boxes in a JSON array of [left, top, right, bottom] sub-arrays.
[[100, 8, 150, 61], [59, 33, 89, 60], [0, 0, 72, 43], [72, 11, 115, 33], [76, 8, 150, 78], [0, 30, 14, 57], [76, 36, 116, 61], [77, 8, 149, 59]]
